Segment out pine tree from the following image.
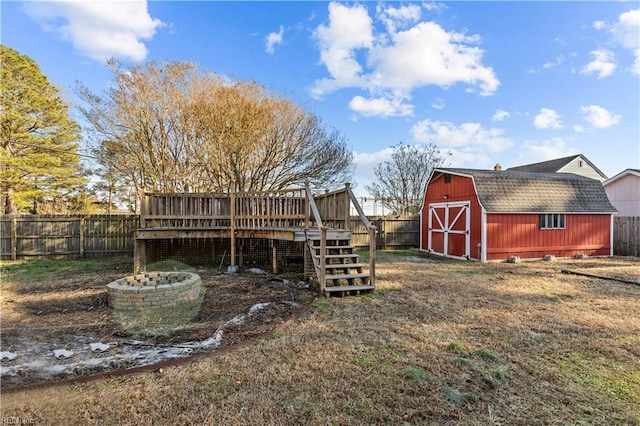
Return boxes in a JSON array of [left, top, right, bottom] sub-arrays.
[[1, 45, 86, 213]]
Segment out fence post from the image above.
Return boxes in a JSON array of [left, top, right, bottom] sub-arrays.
[[383, 216, 387, 250], [79, 217, 86, 258], [11, 217, 17, 260]]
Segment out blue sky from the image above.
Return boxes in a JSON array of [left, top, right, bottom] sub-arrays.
[[2, 1, 639, 196]]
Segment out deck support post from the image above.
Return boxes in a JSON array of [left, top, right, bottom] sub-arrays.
[[368, 225, 376, 286], [230, 192, 236, 267], [319, 226, 327, 294], [238, 241, 244, 266], [133, 234, 146, 273], [271, 240, 278, 274]]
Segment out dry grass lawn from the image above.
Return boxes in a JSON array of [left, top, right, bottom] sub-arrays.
[[1, 252, 639, 425]]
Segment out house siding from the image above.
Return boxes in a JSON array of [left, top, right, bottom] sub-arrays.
[[485, 213, 612, 260], [604, 173, 640, 217], [558, 157, 605, 181], [421, 173, 482, 259]]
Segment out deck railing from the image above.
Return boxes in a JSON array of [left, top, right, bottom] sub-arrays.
[[140, 189, 308, 230]]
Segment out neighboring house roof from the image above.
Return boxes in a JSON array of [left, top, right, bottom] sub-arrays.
[[603, 168, 640, 186], [508, 154, 608, 181], [434, 168, 617, 214]]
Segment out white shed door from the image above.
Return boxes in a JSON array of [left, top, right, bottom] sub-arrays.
[[428, 202, 470, 259]]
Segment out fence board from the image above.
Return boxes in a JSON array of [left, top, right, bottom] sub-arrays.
[[0, 215, 139, 260], [614, 216, 640, 257]]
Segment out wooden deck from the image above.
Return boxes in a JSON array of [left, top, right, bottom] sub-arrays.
[[134, 183, 376, 296]]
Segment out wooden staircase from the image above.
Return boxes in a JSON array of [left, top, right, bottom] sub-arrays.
[[306, 229, 374, 297]]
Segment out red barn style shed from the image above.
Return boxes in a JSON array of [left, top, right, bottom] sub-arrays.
[[420, 168, 617, 262]]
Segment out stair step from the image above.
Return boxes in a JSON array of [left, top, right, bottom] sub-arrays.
[[325, 263, 363, 269], [319, 254, 360, 259], [325, 273, 369, 280], [324, 285, 374, 293]]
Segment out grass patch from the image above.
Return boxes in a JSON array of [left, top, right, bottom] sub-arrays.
[[448, 341, 468, 356], [311, 298, 330, 311], [1, 258, 99, 283], [356, 249, 422, 263], [556, 352, 640, 404], [442, 386, 466, 406], [474, 348, 503, 364], [400, 366, 428, 383]]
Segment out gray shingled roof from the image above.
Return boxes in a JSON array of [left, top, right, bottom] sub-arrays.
[[508, 154, 608, 180], [508, 155, 579, 173], [436, 168, 617, 213]]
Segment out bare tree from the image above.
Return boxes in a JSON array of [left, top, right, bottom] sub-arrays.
[[77, 60, 353, 196], [366, 143, 450, 215]]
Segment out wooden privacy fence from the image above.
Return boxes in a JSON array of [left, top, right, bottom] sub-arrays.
[[0, 215, 139, 260], [3, 214, 636, 260], [350, 216, 420, 249], [613, 216, 640, 257]]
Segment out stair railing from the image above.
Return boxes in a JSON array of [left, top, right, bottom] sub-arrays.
[[345, 183, 376, 286], [304, 182, 327, 291]]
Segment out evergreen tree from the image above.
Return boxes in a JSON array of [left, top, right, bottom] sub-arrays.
[[1, 45, 86, 214]]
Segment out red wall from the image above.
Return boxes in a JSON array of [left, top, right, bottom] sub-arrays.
[[422, 172, 613, 261], [421, 173, 483, 259], [485, 213, 611, 260]]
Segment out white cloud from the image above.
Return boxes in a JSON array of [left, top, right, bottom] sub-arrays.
[[612, 9, 640, 75], [612, 9, 640, 50], [513, 138, 577, 166], [580, 49, 617, 79], [580, 105, 621, 128], [542, 55, 567, 69], [590, 9, 639, 75], [311, 2, 373, 95], [431, 98, 445, 110], [375, 3, 422, 34], [349, 95, 414, 117], [265, 26, 285, 54], [311, 2, 499, 118], [534, 108, 563, 129], [24, 0, 163, 62], [411, 119, 513, 153], [492, 109, 510, 122]]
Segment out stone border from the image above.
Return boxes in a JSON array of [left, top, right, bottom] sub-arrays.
[[107, 272, 202, 311]]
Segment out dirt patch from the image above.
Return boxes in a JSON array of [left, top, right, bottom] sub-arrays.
[[0, 257, 316, 388]]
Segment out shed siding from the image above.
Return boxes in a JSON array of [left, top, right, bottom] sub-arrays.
[[485, 213, 612, 260], [421, 173, 482, 259]]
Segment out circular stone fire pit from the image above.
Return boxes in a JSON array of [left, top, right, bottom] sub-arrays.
[[107, 272, 203, 336]]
